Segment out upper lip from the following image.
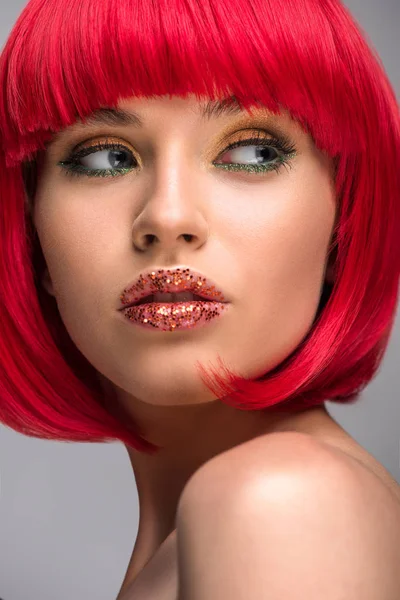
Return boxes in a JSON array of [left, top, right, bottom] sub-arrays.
[[118, 266, 230, 310]]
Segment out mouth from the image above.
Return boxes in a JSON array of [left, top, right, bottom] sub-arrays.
[[134, 292, 208, 306], [119, 267, 229, 310]]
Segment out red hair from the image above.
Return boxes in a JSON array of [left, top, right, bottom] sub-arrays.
[[0, 0, 399, 454]]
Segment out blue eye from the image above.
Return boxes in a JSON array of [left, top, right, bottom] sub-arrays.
[[213, 134, 297, 175], [58, 141, 137, 179], [58, 132, 297, 179]]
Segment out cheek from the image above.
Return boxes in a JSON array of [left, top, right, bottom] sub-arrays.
[[32, 188, 119, 328], [229, 175, 336, 374]]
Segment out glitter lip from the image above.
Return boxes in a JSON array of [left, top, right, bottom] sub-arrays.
[[119, 266, 229, 309], [121, 300, 228, 331], [118, 266, 230, 332]]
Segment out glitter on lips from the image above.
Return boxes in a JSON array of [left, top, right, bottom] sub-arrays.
[[120, 268, 228, 332]]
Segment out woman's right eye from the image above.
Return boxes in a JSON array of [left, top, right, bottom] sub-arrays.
[[58, 142, 137, 179]]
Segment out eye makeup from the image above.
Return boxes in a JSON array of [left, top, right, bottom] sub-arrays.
[[55, 114, 299, 180]]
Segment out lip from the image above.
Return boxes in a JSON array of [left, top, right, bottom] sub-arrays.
[[118, 266, 230, 310]]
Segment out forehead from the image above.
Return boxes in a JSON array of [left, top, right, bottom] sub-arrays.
[[74, 94, 284, 131], [116, 94, 248, 124], [48, 94, 303, 144]]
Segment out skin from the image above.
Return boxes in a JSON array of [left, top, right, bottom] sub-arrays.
[[31, 93, 340, 594]]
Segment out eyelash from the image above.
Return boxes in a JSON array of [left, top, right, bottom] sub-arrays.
[[57, 130, 298, 179]]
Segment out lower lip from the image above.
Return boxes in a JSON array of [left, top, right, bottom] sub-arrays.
[[120, 300, 229, 331]]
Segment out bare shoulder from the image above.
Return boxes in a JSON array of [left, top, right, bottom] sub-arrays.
[[179, 429, 400, 510], [177, 431, 400, 599]]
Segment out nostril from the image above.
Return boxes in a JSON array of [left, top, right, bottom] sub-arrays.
[[145, 234, 156, 245]]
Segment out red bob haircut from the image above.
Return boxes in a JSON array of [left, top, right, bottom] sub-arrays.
[[0, 0, 399, 454]]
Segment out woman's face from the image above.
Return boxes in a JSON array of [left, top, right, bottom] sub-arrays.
[[32, 94, 336, 407]]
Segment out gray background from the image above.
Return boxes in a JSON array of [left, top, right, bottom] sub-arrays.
[[0, 1, 399, 598]]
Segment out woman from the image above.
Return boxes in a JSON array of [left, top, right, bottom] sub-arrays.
[[0, 0, 399, 597]]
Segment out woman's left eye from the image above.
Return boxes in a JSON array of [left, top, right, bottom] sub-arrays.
[[58, 133, 297, 179]]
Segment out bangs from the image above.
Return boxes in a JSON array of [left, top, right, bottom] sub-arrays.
[[0, 0, 373, 168]]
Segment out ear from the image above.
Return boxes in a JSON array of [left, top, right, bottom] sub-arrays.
[[41, 268, 55, 298], [325, 259, 335, 286], [325, 240, 337, 286], [25, 195, 55, 300]]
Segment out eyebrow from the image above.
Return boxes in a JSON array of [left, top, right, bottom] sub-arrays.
[[89, 96, 244, 126], [47, 96, 247, 146]]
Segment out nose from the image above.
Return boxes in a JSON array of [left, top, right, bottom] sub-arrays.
[[131, 179, 210, 254]]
